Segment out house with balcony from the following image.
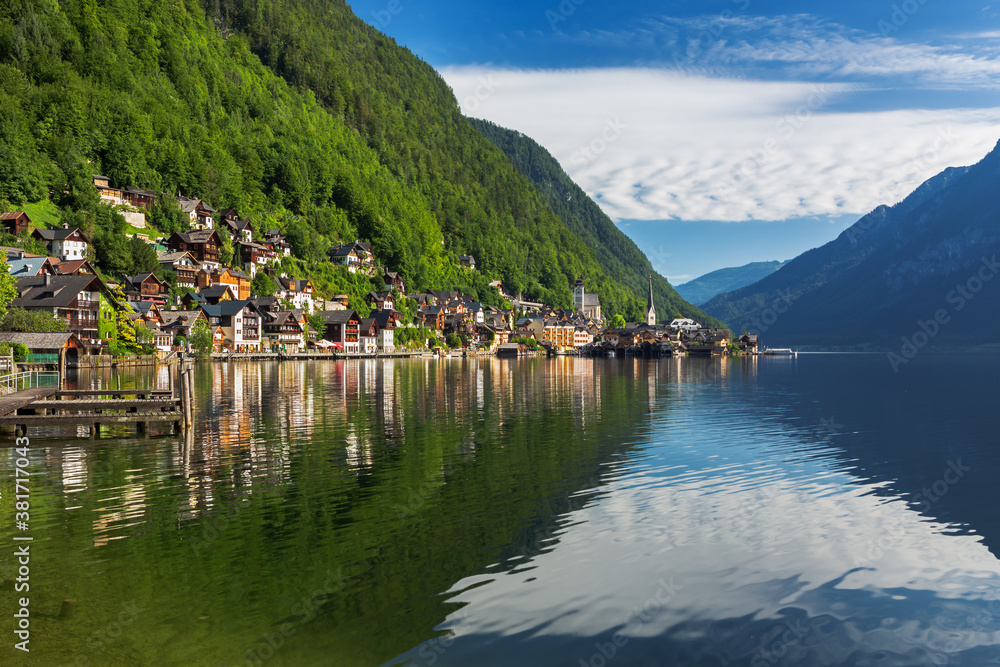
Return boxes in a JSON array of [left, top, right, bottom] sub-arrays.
[[371, 309, 397, 353], [32, 225, 91, 261], [383, 270, 405, 295], [263, 310, 305, 353], [122, 273, 169, 305], [198, 267, 251, 300], [122, 185, 156, 210], [364, 290, 394, 312], [276, 277, 313, 311], [200, 300, 264, 351], [218, 209, 254, 243], [318, 310, 360, 353], [168, 230, 221, 270], [160, 310, 208, 347], [157, 251, 201, 287], [358, 317, 379, 354], [12, 274, 109, 343], [179, 197, 216, 230], [259, 230, 289, 257], [93, 175, 123, 206], [330, 240, 374, 273]]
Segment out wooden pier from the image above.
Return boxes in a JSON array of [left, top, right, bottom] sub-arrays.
[[0, 367, 196, 438]]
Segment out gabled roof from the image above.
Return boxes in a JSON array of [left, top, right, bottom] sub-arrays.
[[7, 257, 48, 277], [200, 299, 263, 318], [318, 309, 359, 325], [371, 309, 397, 329], [32, 227, 91, 243], [160, 310, 206, 328], [200, 285, 236, 300], [13, 275, 105, 308], [158, 251, 199, 264], [358, 317, 377, 334], [53, 259, 95, 275], [0, 331, 82, 350], [170, 229, 221, 245], [267, 310, 304, 328]]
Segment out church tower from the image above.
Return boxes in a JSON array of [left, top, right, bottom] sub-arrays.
[[574, 276, 585, 313], [645, 274, 656, 326]]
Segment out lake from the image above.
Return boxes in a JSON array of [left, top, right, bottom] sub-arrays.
[[2, 354, 1000, 666]]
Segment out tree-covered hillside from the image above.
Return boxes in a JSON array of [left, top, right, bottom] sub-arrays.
[[0, 0, 660, 317], [467, 118, 725, 327]]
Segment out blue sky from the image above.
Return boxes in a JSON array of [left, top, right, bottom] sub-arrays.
[[345, 0, 1000, 282]]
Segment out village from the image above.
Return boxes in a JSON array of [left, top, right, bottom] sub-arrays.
[[0, 175, 761, 365]]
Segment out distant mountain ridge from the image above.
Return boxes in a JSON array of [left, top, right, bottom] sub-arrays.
[[468, 118, 725, 328], [702, 139, 1000, 348], [676, 261, 788, 305]]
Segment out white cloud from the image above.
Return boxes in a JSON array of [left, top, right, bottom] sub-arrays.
[[442, 66, 1000, 223]]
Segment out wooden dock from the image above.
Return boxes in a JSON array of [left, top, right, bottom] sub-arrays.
[[0, 367, 195, 438]]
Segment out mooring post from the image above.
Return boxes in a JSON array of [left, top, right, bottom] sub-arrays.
[[185, 367, 194, 429]]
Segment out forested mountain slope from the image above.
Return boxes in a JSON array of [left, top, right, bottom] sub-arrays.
[[0, 0, 666, 317], [468, 118, 724, 327]]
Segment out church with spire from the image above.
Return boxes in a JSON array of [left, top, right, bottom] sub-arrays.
[[645, 274, 656, 326]]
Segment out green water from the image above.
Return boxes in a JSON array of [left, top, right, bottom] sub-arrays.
[[0, 358, 653, 666]]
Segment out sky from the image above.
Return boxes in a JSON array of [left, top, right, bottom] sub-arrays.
[[344, 0, 1000, 283]]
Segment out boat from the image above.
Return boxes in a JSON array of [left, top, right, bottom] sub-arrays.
[[763, 348, 797, 356]]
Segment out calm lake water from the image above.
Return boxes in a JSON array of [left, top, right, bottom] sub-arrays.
[[2, 354, 1000, 666]]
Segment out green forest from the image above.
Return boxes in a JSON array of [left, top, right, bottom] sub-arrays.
[[468, 118, 724, 327], [0, 0, 709, 320]]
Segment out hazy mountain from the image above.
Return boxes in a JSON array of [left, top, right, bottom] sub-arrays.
[[676, 261, 788, 305], [703, 139, 1000, 350]]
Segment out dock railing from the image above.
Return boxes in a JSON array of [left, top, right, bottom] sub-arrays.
[[0, 370, 61, 396]]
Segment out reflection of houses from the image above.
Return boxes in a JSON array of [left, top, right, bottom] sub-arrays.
[[32, 225, 91, 261]]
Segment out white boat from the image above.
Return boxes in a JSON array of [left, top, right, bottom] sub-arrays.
[[763, 348, 797, 356]]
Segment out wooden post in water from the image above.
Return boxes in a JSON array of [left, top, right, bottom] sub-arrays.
[[185, 365, 194, 429]]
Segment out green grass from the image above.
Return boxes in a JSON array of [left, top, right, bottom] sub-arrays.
[[21, 199, 61, 228]]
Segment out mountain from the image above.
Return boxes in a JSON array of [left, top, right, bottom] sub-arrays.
[[676, 261, 788, 306], [0, 0, 657, 316], [468, 118, 725, 328], [702, 140, 1000, 348]]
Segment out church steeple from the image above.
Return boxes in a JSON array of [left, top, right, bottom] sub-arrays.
[[645, 274, 656, 326]]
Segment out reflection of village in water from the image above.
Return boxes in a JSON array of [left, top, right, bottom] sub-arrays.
[[44, 356, 762, 550]]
